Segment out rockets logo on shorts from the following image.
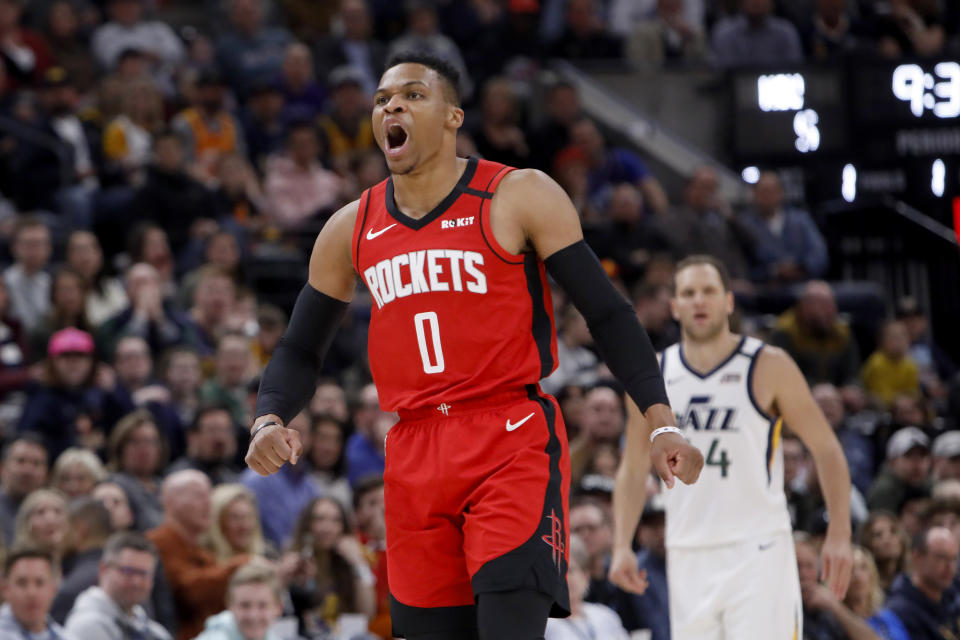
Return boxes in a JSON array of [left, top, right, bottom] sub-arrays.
[[541, 508, 565, 573]]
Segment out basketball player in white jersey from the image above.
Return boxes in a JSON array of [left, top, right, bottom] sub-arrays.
[[609, 255, 853, 640]]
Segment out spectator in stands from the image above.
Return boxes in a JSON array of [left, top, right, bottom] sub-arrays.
[[51, 448, 108, 500], [313, 0, 385, 97], [658, 166, 756, 283], [770, 281, 861, 387], [288, 496, 377, 634], [215, 0, 293, 95], [872, 0, 946, 58], [264, 121, 345, 231], [249, 305, 285, 370], [242, 411, 319, 548], [569, 118, 669, 216], [209, 157, 267, 236], [803, 0, 866, 59], [530, 79, 581, 172], [711, 0, 804, 67], [93, 482, 136, 532], [387, 0, 473, 99], [102, 78, 165, 187], [42, 0, 97, 93], [168, 406, 239, 486], [64, 531, 171, 640], [0, 435, 48, 544], [861, 511, 911, 594], [546, 534, 627, 640], [796, 531, 879, 639], [862, 321, 920, 407], [279, 42, 325, 122], [29, 268, 92, 363], [352, 474, 389, 636], [0, 276, 29, 402], [91, 0, 184, 72], [205, 484, 266, 562], [316, 66, 376, 172], [65, 231, 128, 326], [470, 77, 530, 168], [172, 71, 246, 179], [616, 495, 669, 640], [3, 217, 52, 329], [160, 346, 203, 441], [570, 385, 625, 485], [50, 497, 113, 622], [19, 328, 104, 460], [885, 526, 960, 638], [149, 469, 249, 640], [932, 433, 960, 483], [102, 335, 179, 436], [13, 489, 68, 560], [345, 383, 390, 486], [896, 297, 954, 392], [0, 548, 75, 640], [201, 333, 255, 428], [194, 561, 285, 640], [844, 545, 885, 623], [549, 0, 623, 60], [308, 413, 351, 507], [542, 305, 599, 396], [241, 81, 287, 173], [127, 225, 178, 298], [626, 0, 708, 66], [185, 267, 239, 357], [740, 171, 828, 285], [868, 427, 932, 514], [0, 0, 52, 90], [570, 499, 615, 605], [812, 383, 875, 494], [634, 283, 679, 351], [98, 263, 190, 359], [108, 409, 168, 531]]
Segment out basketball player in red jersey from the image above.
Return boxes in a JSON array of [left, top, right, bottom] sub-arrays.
[[246, 53, 703, 640]]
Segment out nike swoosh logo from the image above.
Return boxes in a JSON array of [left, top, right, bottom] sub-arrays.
[[759, 541, 776, 551], [506, 412, 535, 432], [366, 224, 397, 240]]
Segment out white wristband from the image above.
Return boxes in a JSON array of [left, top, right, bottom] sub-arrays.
[[650, 426, 684, 443]]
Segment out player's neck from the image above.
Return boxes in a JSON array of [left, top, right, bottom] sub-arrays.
[[680, 331, 740, 373], [391, 152, 467, 220]]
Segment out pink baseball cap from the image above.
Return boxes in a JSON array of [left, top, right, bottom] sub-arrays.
[[47, 328, 95, 357]]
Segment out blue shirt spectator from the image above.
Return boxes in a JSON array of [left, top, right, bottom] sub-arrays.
[[885, 527, 960, 640], [345, 431, 385, 488], [215, 0, 293, 95], [241, 462, 319, 548], [711, 1, 803, 68]]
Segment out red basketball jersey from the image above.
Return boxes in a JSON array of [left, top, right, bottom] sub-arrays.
[[351, 157, 558, 412]]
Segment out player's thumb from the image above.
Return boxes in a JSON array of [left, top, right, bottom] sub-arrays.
[[285, 429, 303, 465], [653, 452, 675, 489]]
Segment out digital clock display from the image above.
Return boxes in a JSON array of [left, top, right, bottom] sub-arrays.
[[892, 62, 960, 118]]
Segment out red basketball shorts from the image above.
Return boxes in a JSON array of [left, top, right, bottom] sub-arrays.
[[384, 385, 571, 628]]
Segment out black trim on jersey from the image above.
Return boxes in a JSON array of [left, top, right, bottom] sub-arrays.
[[385, 156, 479, 230], [660, 348, 667, 375], [461, 186, 494, 199], [470, 385, 571, 619], [746, 343, 775, 421], [354, 188, 372, 273], [677, 335, 747, 380], [523, 254, 554, 379], [478, 165, 523, 266]]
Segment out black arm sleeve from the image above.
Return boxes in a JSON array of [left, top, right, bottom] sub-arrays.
[[544, 240, 669, 412], [255, 284, 349, 424]]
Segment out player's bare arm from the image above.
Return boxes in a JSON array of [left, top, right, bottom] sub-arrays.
[[245, 201, 360, 476], [755, 345, 853, 599], [490, 169, 703, 486], [609, 394, 653, 594]]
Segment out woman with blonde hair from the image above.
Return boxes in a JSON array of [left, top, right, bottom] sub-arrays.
[[51, 447, 108, 499], [13, 489, 69, 560], [205, 484, 267, 561], [860, 511, 911, 594], [107, 409, 168, 531], [844, 545, 885, 618]]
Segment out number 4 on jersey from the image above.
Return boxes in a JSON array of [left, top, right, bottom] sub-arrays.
[[706, 438, 731, 477]]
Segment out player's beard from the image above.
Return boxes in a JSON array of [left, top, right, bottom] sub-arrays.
[[682, 315, 727, 344]]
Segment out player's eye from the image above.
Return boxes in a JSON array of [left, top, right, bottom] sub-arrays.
[[408, 91, 422, 99], [375, 95, 388, 105]]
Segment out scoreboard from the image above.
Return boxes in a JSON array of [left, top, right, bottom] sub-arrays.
[[730, 59, 960, 222]]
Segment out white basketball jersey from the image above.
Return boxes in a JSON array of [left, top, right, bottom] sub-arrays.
[[661, 336, 791, 549]]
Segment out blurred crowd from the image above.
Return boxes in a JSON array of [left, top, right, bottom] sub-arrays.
[[0, 0, 957, 639]]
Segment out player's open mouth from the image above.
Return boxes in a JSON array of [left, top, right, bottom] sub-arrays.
[[386, 123, 409, 156]]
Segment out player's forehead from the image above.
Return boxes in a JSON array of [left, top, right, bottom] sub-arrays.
[[675, 263, 724, 291], [376, 64, 437, 93]]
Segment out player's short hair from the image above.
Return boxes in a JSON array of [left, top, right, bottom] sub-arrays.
[[673, 255, 731, 293], [228, 561, 283, 603], [385, 52, 461, 106]]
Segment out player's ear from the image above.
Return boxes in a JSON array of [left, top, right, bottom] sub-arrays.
[[447, 105, 464, 130], [725, 291, 734, 315]]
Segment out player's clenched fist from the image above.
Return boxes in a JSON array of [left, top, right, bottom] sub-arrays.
[[651, 431, 704, 489], [245, 418, 303, 476]]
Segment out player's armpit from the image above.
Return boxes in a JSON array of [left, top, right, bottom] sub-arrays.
[[307, 199, 361, 301], [489, 168, 584, 259]]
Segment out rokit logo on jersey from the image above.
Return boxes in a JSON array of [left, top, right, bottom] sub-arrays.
[[676, 395, 739, 431], [363, 249, 487, 309]]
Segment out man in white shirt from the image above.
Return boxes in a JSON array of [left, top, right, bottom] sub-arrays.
[[2, 218, 51, 328]]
